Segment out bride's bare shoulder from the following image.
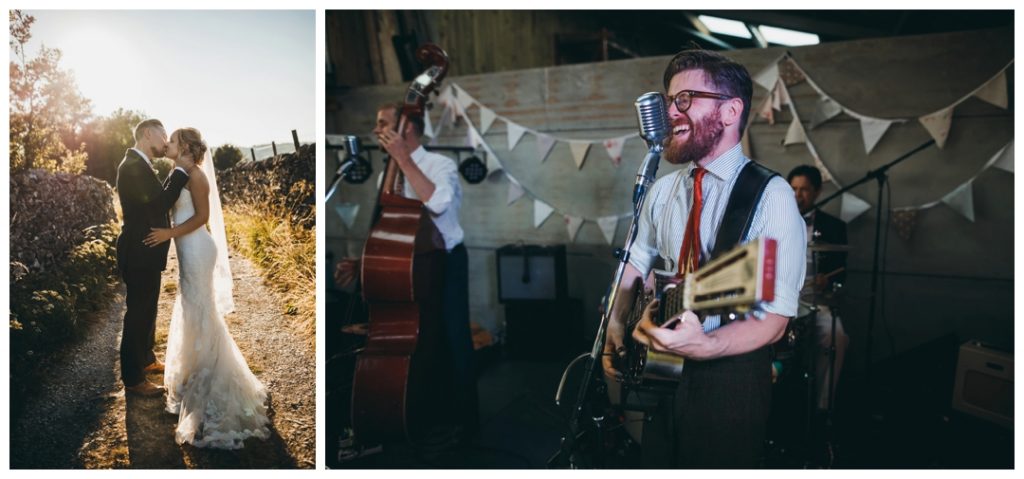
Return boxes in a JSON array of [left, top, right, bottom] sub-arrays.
[[188, 166, 210, 192]]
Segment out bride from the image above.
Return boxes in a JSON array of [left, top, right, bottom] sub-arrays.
[[143, 127, 270, 449]]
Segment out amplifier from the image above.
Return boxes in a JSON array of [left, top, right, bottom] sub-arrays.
[[952, 340, 1013, 428], [495, 244, 567, 302]]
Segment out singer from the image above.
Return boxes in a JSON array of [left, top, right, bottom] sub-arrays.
[[602, 49, 807, 467]]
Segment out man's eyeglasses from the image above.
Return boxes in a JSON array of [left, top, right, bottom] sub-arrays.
[[667, 90, 735, 113]]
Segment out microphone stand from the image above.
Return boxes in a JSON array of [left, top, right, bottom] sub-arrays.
[[548, 142, 663, 468], [810, 139, 934, 416]]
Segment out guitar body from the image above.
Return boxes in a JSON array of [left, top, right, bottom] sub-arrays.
[[352, 193, 450, 444]]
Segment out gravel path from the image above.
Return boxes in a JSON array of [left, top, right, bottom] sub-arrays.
[[10, 247, 315, 469]]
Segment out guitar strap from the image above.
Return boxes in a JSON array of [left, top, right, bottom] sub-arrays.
[[709, 161, 779, 261]]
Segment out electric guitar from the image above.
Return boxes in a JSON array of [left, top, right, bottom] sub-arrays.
[[616, 237, 778, 392]]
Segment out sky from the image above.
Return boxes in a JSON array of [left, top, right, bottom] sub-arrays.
[[18, 10, 315, 148]]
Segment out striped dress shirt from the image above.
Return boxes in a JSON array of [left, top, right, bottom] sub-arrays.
[[627, 144, 807, 332]]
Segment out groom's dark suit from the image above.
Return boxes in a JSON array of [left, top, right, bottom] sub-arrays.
[[115, 148, 189, 386]]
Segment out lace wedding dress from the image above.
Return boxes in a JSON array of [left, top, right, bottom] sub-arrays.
[[163, 182, 270, 449]]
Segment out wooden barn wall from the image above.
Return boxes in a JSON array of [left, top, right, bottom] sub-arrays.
[[327, 27, 1014, 370]]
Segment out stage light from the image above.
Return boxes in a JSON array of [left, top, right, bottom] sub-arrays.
[[758, 25, 820, 46], [697, 15, 753, 39], [459, 152, 487, 184]]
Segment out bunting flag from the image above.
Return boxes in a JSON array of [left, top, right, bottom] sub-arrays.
[[779, 57, 806, 86], [973, 70, 1009, 109], [942, 181, 975, 222], [809, 96, 843, 129], [454, 84, 476, 111], [569, 141, 592, 169], [534, 200, 555, 228], [437, 85, 454, 108], [809, 148, 834, 185], [535, 133, 557, 163], [839, 193, 872, 223], [773, 81, 791, 109], [506, 121, 527, 150], [423, 109, 435, 138], [603, 136, 628, 166], [783, 118, 806, 146], [486, 153, 503, 176], [335, 203, 360, 229], [507, 177, 525, 205], [991, 140, 1014, 173], [891, 209, 918, 241], [860, 117, 893, 154], [565, 215, 585, 242], [753, 61, 780, 91], [918, 107, 954, 148], [597, 216, 619, 245], [479, 106, 497, 134], [758, 95, 775, 125]]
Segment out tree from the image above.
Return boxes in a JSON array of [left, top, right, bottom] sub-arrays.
[[9, 10, 92, 174], [80, 108, 146, 184], [214, 144, 244, 171]]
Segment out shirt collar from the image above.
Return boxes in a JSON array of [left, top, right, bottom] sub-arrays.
[[685, 143, 745, 182], [410, 145, 428, 165], [130, 147, 153, 168]]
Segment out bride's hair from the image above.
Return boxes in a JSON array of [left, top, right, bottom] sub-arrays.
[[174, 127, 208, 164]]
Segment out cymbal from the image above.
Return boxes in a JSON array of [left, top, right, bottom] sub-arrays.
[[808, 242, 853, 252]]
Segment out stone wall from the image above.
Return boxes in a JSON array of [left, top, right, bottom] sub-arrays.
[[217, 143, 316, 229]]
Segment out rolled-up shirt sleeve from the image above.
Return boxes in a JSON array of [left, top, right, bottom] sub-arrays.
[[747, 177, 807, 318], [422, 157, 459, 216]]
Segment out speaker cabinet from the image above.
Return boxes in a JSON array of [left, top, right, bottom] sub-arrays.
[[952, 340, 1013, 428]]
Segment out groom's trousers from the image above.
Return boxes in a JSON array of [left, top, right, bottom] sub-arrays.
[[120, 267, 162, 386]]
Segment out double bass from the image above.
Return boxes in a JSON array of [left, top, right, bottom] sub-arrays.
[[351, 44, 454, 445]]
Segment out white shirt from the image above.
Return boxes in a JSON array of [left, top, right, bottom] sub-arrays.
[[402, 145, 464, 251], [628, 144, 807, 331]]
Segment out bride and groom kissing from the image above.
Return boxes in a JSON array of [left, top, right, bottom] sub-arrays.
[[115, 119, 269, 449]]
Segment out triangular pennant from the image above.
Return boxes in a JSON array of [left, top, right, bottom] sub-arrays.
[[480, 107, 497, 134], [859, 117, 893, 154], [773, 81, 791, 108], [783, 118, 806, 146], [758, 95, 775, 125], [839, 193, 872, 223], [535, 133, 557, 163], [753, 62, 780, 91], [486, 153, 503, 176], [506, 121, 527, 150], [597, 216, 619, 245], [603, 136, 627, 167], [334, 203, 360, 229], [809, 97, 843, 129], [534, 200, 555, 228], [771, 84, 782, 111], [438, 105, 455, 131], [810, 151, 834, 185], [423, 109, 435, 138], [973, 70, 1009, 109], [569, 141, 591, 169], [437, 85, 454, 108], [565, 215, 584, 242], [454, 85, 475, 111], [779, 57, 806, 86], [991, 140, 1014, 173], [919, 107, 954, 149], [891, 209, 918, 241], [466, 126, 479, 148], [506, 177, 525, 205], [942, 181, 975, 222]]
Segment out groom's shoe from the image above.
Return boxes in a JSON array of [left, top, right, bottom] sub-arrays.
[[125, 380, 165, 397], [143, 360, 165, 374]]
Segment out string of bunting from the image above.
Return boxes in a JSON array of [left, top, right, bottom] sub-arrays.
[[749, 52, 1014, 227]]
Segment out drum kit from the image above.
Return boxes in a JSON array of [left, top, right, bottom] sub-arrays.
[[767, 240, 851, 466]]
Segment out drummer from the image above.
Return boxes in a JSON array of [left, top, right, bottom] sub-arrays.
[[788, 165, 850, 411]]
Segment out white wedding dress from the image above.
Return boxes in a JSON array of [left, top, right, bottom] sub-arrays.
[[163, 174, 270, 449]]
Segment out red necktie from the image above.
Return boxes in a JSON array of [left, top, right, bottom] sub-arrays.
[[678, 167, 707, 276]]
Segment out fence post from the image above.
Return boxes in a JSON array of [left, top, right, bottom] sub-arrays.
[[251, 148, 257, 162], [292, 129, 301, 152], [272, 141, 278, 157]]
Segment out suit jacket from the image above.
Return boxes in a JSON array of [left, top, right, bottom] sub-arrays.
[[811, 210, 847, 287], [115, 149, 190, 272]]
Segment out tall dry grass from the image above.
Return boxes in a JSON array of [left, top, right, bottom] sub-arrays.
[[222, 180, 315, 347]]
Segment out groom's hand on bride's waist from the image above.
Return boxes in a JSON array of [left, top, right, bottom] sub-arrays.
[[144, 227, 173, 247]]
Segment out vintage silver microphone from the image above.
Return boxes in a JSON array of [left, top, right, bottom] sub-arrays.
[[632, 92, 669, 209]]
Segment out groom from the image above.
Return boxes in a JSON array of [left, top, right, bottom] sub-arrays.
[[115, 119, 190, 396]]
